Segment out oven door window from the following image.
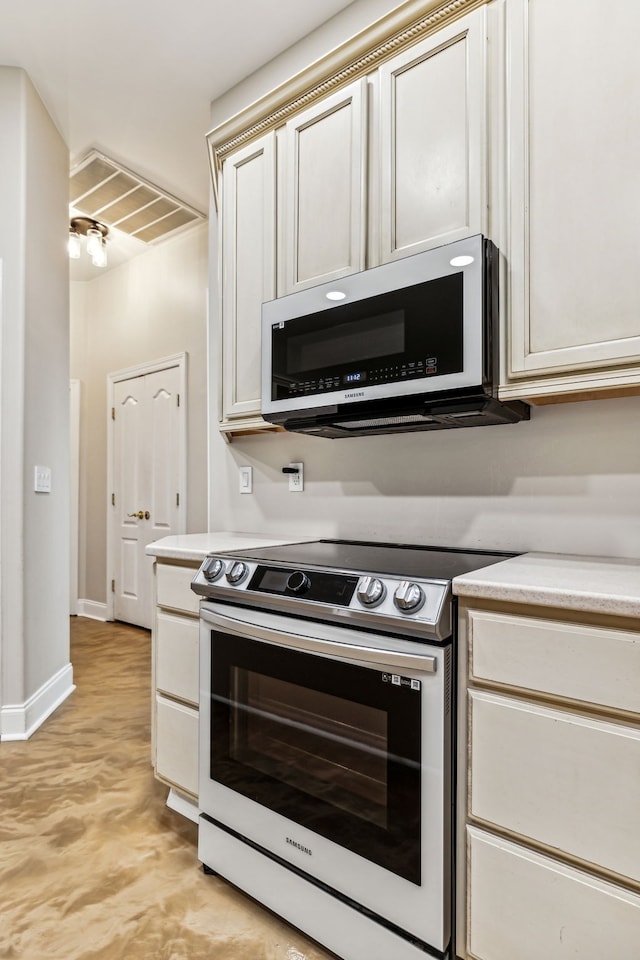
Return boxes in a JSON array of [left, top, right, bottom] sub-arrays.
[[209, 631, 422, 885]]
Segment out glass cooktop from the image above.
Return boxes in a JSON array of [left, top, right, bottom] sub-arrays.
[[221, 538, 515, 582]]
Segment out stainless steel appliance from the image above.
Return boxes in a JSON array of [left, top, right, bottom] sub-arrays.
[[192, 539, 512, 960], [261, 235, 529, 437]]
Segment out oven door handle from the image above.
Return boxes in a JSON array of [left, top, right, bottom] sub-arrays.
[[200, 604, 438, 674]]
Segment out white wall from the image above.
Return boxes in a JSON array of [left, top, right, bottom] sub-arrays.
[[0, 67, 72, 736], [207, 1, 640, 562], [70, 223, 209, 605], [211, 397, 640, 559]]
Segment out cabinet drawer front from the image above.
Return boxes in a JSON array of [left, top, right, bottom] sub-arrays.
[[467, 827, 640, 960], [156, 612, 199, 705], [469, 609, 640, 714], [156, 562, 199, 614], [470, 691, 640, 881], [155, 695, 199, 798]]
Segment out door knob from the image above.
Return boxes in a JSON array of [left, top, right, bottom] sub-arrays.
[[127, 510, 145, 520]]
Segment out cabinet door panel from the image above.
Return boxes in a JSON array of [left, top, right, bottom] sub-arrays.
[[467, 827, 640, 960], [378, 9, 486, 263], [470, 691, 640, 882], [507, 0, 640, 379], [155, 695, 199, 798], [156, 611, 199, 706], [221, 132, 276, 419], [469, 609, 640, 714], [282, 78, 367, 292], [156, 562, 199, 614]]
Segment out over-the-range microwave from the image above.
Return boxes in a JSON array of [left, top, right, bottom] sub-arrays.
[[261, 235, 529, 438]]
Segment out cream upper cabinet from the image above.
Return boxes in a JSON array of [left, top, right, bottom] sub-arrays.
[[220, 130, 276, 423], [376, 8, 487, 264], [209, 1, 495, 435], [502, 0, 640, 401], [280, 78, 367, 294]]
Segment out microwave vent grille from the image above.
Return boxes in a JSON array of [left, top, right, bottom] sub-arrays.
[[336, 414, 437, 431]]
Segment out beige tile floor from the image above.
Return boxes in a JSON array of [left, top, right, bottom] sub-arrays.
[[0, 618, 337, 960]]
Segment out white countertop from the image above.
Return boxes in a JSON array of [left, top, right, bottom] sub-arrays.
[[453, 551, 640, 619], [145, 531, 315, 562]]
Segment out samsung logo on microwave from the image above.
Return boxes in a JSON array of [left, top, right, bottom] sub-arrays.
[[344, 390, 365, 399], [286, 836, 313, 856]]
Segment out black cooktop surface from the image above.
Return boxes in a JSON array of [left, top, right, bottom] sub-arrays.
[[221, 539, 515, 582]]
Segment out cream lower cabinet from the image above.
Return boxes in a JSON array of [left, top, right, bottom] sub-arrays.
[[151, 560, 200, 801], [502, 0, 640, 402], [458, 605, 640, 959]]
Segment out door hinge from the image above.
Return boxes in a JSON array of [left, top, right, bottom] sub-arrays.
[[176, 393, 180, 407], [176, 492, 180, 507], [111, 407, 115, 420], [111, 492, 115, 506], [111, 579, 115, 593]]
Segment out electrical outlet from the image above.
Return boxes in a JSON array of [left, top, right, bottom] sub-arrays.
[[288, 462, 304, 492], [239, 466, 253, 494]]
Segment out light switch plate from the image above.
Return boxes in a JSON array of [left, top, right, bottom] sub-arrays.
[[239, 466, 253, 494], [34, 465, 52, 493]]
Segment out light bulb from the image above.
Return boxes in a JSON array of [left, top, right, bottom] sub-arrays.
[[326, 290, 346, 301], [68, 230, 81, 259], [86, 227, 102, 259], [450, 255, 474, 267], [91, 238, 107, 268]]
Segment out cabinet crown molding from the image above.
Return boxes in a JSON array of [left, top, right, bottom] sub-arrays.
[[207, 0, 489, 207]]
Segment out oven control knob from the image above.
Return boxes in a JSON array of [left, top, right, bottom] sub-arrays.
[[393, 581, 425, 613], [202, 557, 224, 582], [357, 576, 386, 607], [286, 571, 310, 594], [226, 561, 249, 585]]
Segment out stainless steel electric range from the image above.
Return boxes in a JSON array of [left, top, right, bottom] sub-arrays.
[[191, 539, 512, 960]]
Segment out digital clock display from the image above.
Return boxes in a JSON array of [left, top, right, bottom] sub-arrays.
[[343, 371, 366, 384]]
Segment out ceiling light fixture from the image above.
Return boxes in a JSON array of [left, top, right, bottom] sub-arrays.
[[69, 216, 109, 268]]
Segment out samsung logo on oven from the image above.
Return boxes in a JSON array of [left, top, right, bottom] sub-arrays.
[[344, 390, 365, 399], [286, 837, 313, 856]]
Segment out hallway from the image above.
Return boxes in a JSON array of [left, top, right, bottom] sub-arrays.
[[0, 618, 333, 960]]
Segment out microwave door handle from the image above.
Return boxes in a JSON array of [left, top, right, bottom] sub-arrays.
[[199, 604, 437, 674]]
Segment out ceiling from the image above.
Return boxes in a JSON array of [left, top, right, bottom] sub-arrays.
[[0, 0, 358, 277]]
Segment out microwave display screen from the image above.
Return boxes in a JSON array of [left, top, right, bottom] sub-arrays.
[[286, 310, 405, 375], [270, 272, 463, 401]]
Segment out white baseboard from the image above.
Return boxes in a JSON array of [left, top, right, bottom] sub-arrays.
[[1, 662, 75, 741], [166, 787, 200, 823], [76, 599, 109, 621]]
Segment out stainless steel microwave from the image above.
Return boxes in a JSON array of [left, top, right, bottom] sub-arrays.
[[261, 235, 529, 438]]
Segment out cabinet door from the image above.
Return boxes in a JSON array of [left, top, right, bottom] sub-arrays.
[[221, 131, 276, 420], [467, 827, 640, 960], [469, 690, 640, 882], [155, 694, 199, 798], [505, 0, 640, 392], [281, 78, 367, 293], [377, 8, 487, 264]]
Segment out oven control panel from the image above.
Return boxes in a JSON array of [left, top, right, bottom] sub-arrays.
[[192, 555, 452, 640]]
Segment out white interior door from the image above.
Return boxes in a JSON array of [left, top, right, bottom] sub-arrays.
[[112, 362, 184, 628]]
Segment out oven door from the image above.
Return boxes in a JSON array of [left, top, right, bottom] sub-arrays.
[[198, 600, 451, 952]]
